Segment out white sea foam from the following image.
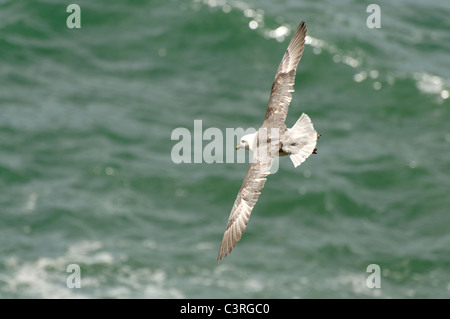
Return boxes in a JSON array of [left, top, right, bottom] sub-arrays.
[[1, 240, 183, 298]]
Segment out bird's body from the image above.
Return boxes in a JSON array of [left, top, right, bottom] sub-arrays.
[[217, 21, 319, 263]]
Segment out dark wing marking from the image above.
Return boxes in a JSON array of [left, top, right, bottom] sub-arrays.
[[263, 21, 307, 129]]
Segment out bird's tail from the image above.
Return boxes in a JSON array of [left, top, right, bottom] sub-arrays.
[[283, 113, 318, 168]]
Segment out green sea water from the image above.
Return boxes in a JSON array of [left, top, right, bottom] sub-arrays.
[[0, 0, 449, 298]]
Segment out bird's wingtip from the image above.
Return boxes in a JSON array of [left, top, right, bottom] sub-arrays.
[[217, 252, 225, 264]]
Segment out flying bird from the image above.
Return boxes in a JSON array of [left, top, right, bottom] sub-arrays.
[[217, 21, 319, 263]]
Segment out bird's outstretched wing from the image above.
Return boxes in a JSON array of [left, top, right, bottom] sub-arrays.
[[263, 21, 307, 130], [217, 157, 273, 263]]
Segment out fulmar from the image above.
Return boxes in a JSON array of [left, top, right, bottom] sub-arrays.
[[217, 21, 319, 263]]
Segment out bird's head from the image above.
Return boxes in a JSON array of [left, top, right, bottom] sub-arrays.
[[235, 133, 256, 151]]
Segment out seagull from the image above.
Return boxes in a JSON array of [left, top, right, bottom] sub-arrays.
[[217, 21, 319, 263]]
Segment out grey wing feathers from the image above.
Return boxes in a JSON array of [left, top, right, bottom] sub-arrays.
[[264, 21, 307, 127], [217, 160, 273, 263]]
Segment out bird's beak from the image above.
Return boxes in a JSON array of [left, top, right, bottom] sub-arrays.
[[235, 144, 243, 151]]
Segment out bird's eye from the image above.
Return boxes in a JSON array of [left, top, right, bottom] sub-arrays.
[[241, 140, 244, 144]]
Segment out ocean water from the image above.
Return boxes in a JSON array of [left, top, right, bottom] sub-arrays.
[[0, 0, 449, 298]]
